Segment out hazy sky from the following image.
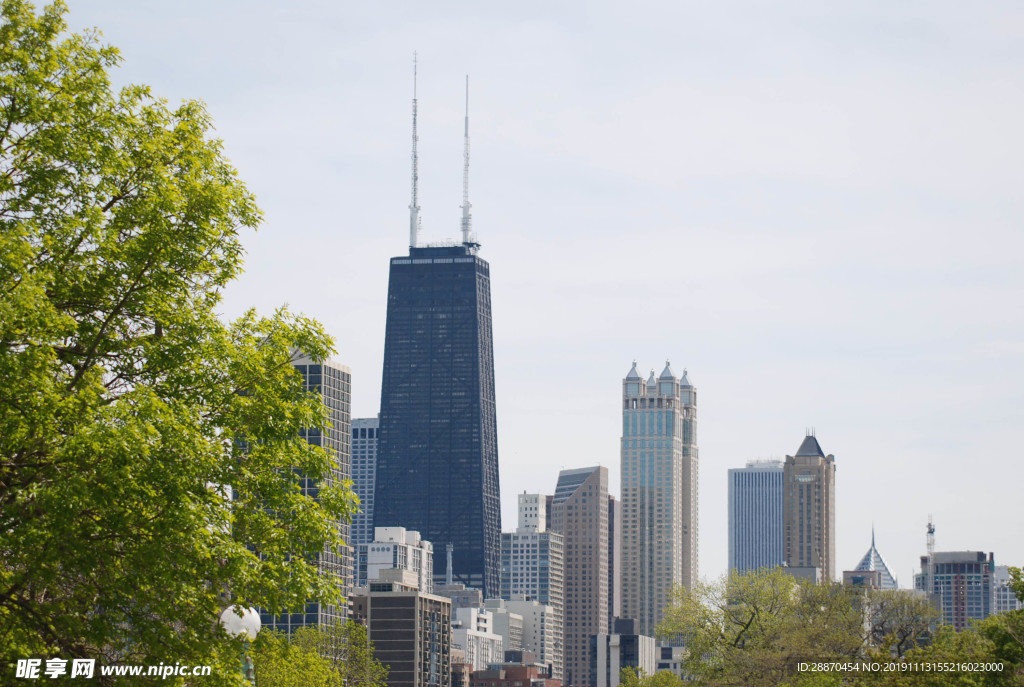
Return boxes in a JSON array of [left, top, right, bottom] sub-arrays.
[[65, 1, 1024, 585]]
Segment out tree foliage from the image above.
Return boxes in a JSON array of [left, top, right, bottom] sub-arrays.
[[0, 0, 356, 680], [656, 569, 944, 687], [619, 667, 686, 687], [251, 621, 388, 687]]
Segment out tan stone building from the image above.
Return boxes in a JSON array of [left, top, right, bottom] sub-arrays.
[[549, 466, 609, 687], [782, 434, 836, 581]]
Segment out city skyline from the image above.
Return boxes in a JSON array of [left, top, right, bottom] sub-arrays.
[[64, 0, 1024, 585]]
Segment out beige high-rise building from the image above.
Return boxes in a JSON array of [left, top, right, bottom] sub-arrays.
[[549, 466, 609, 687], [782, 434, 836, 581], [620, 361, 698, 637]]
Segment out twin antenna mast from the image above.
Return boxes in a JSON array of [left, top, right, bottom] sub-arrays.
[[407, 54, 475, 250]]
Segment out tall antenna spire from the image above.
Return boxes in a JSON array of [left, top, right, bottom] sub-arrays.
[[460, 74, 473, 245], [409, 52, 420, 249]]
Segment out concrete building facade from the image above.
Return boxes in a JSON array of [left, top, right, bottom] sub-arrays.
[[590, 619, 656, 687], [498, 596, 560, 679], [550, 467, 609, 687], [352, 579, 452, 687], [452, 607, 505, 672], [500, 492, 564, 679], [357, 526, 434, 593], [607, 495, 621, 633]]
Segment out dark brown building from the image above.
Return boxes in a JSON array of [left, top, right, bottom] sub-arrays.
[[351, 580, 452, 687]]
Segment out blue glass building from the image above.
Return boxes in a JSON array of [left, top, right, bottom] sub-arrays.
[[375, 243, 501, 596]]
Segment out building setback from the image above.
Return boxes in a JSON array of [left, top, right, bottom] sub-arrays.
[[375, 77, 501, 596], [550, 467, 609, 687], [728, 460, 784, 574], [350, 417, 379, 548], [260, 353, 352, 633], [620, 361, 698, 636], [782, 433, 836, 581]]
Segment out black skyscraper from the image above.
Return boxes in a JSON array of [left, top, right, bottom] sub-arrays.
[[375, 69, 499, 595], [375, 244, 501, 595]]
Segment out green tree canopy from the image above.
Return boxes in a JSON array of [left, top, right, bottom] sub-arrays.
[[656, 569, 940, 687], [251, 621, 388, 687], [0, 0, 356, 680]]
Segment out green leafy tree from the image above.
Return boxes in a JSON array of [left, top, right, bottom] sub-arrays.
[[861, 589, 938, 658], [324, 620, 389, 687], [0, 0, 356, 680], [250, 629, 338, 687], [657, 567, 804, 685], [252, 622, 388, 687], [657, 569, 942, 686], [619, 667, 687, 687], [854, 624, 1015, 687]]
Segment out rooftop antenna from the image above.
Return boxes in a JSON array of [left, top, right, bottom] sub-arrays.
[[926, 515, 936, 597], [460, 74, 473, 245], [446, 542, 454, 586], [409, 52, 421, 250]]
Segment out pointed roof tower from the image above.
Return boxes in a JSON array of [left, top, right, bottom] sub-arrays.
[[795, 434, 826, 458], [659, 360, 675, 380], [625, 361, 642, 380], [679, 368, 692, 388], [646, 369, 657, 387], [854, 530, 898, 589]]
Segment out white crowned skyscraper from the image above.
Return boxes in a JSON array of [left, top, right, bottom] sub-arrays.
[[620, 361, 698, 637]]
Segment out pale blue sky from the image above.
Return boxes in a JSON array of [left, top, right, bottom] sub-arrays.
[[65, 0, 1024, 585]]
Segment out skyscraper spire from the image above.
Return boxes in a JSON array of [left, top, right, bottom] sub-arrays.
[[460, 75, 473, 245], [409, 52, 421, 249]]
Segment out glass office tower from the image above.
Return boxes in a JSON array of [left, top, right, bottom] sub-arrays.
[[375, 243, 501, 596]]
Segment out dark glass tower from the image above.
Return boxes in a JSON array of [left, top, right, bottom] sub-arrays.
[[375, 244, 501, 596]]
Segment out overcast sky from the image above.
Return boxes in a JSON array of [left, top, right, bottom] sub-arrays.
[[65, 1, 1024, 586]]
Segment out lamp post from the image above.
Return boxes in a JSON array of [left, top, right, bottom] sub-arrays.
[[219, 605, 261, 684]]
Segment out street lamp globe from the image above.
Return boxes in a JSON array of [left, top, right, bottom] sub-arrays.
[[219, 606, 261, 641]]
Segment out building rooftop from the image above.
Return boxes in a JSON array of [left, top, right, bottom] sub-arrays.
[[794, 434, 826, 458]]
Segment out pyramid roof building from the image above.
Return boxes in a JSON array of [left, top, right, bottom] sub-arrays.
[[853, 530, 898, 590], [794, 434, 826, 458]]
